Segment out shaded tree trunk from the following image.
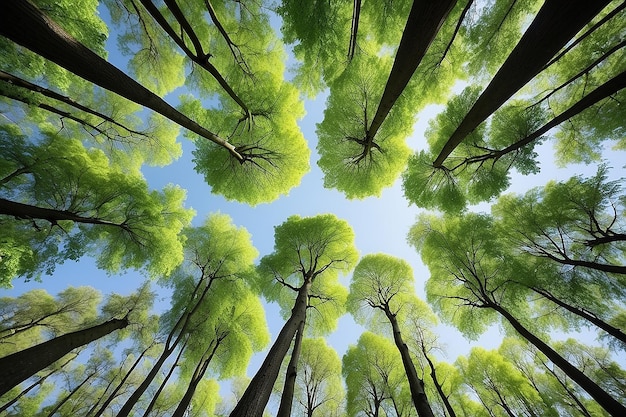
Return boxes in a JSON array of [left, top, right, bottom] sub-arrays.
[[171, 336, 224, 417], [386, 309, 435, 417], [421, 347, 457, 417], [367, 0, 457, 140], [492, 303, 626, 416], [0, 0, 243, 161], [529, 286, 626, 345], [276, 318, 305, 417], [433, 0, 612, 166], [229, 281, 311, 417], [347, 0, 362, 60], [0, 317, 128, 396], [0, 197, 130, 229], [478, 70, 626, 165]]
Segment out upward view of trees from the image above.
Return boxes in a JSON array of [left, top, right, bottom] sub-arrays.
[[1, 0, 624, 416]]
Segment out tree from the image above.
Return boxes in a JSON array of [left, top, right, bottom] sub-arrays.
[[292, 338, 345, 417], [117, 213, 268, 417], [410, 212, 626, 415], [343, 331, 415, 417], [492, 167, 626, 277], [432, 0, 612, 166], [230, 214, 358, 417], [347, 254, 435, 417], [0, 126, 194, 285], [104, 0, 311, 204]]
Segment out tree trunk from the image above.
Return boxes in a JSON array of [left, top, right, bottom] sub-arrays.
[[347, 0, 362, 60], [488, 69, 626, 162], [141, 339, 188, 417], [433, 0, 612, 167], [90, 344, 153, 417], [276, 318, 305, 417], [387, 311, 435, 417], [171, 337, 223, 417], [366, 0, 457, 140], [492, 303, 626, 416], [0, 197, 128, 229], [0, 352, 78, 414], [530, 286, 626, 345], [45, 368, 98, 417], [229, 281, 311, 417], [0, 317, 128, 396], [422, 348, 457, 417], [0, 0, 243, 161]]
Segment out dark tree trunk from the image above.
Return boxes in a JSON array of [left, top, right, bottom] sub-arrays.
[[229, 281, 311, 417], [422, 348, 457, 417], [366, 0, 457, 140], [276, 318, 305, 417], [45, 368, 98, 417], [487, 70, 626, 163], [347, 0, 362, 60], [90, 344, 153, 417], [386, 310, 435, 417], [171, 337, 223, 417], [0, 197, 129, 229], [141, 340, 188, 417], [0, 0, 242, 161], [492, 303, 626, 416], [433, 0, 612, 167], [0, 317, 128, 396], [530, 286, 626, 345]]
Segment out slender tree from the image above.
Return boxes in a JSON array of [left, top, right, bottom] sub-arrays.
[[230, 214, 358, 417], [433, 0, 611, 166], [348, 254, 435, 417]]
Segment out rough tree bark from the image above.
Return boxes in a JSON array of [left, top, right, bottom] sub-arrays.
[[0, 317, 128, 396]]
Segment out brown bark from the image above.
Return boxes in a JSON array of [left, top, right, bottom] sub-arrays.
[[229, 281, 311, 417], [276, 318, 305, 417], [433, 0, 612, 167], [0, 0, 243, 161], [0, 317, 128, 396], [366, 0, 457, 141], [386, 309, 435, 417], [492, 303, 626, 416]]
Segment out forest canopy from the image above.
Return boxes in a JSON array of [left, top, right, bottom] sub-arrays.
[[0, 0, 624, 416]]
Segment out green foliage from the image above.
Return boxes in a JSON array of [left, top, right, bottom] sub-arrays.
[[317, 53, 412, 199], [257, 214, 358, 333], [343, 332, 414, 417], [188, 82, 310, 205], [0, 126, 194, 284]]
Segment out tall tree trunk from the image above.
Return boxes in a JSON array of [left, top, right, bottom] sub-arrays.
[[0, 0, 243, 161], [117, 274, 212, 417], [0, 352, 78, 414], [530, 286, 626, 345], [540, 359, 594, 417], [141, 339, 188, 417], [421, 347, 457, 417], [90, 344, 153, 417], [386, 310, 435, 417], [486, 70, 626, 163], [0, 197, 130, 229], [347, 0, 362, 60], [366, 0, 457, 140], [0, 317, 128, 396], [229, 281, 311, 417], [492, 303, 626, 416], [171, 337, 224, 417], [433, 0, 612, 167], [276, 318, 305, 417]]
